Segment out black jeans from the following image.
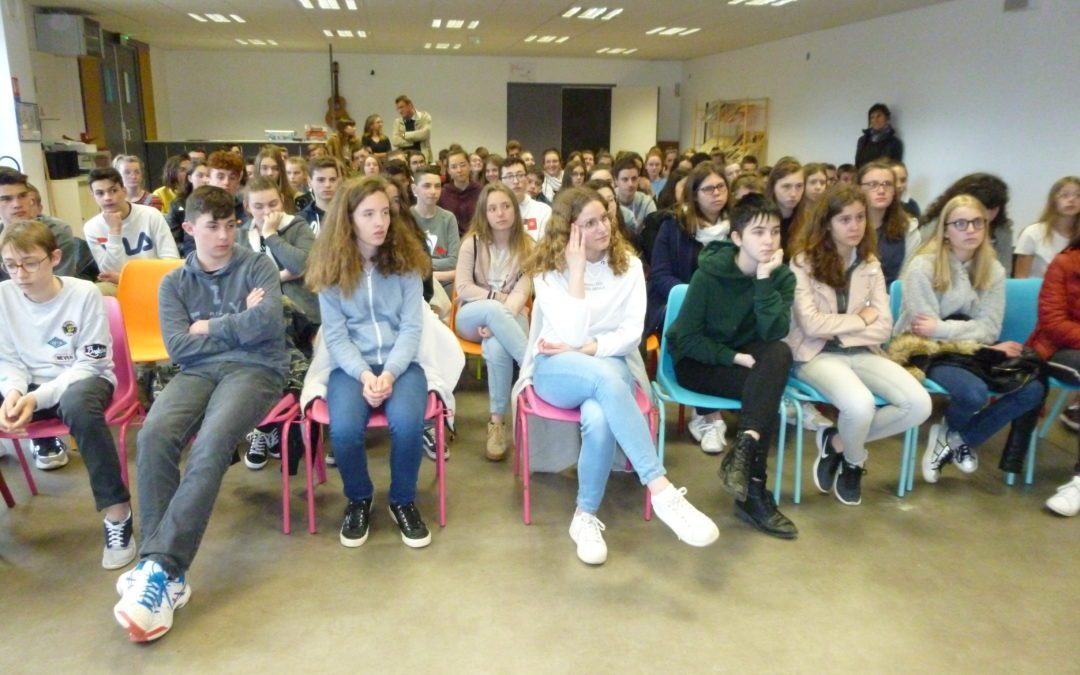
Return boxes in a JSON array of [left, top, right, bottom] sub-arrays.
[[1050, 348, 1080, 473], [674, 341, 793, 480], [31, 377, 129, 511]]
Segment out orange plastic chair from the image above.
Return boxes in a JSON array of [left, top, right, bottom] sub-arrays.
[[449, 293, 485, 380], [116, 259, 184, 364]]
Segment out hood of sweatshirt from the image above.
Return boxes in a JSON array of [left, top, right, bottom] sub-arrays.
[[696, 240, 746, 281]]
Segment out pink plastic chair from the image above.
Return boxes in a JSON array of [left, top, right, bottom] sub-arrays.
[[0, 297, 141, 497], [0, 458, 15, 507], [513, 383, 659, 525], [298, 392, 447, 535]]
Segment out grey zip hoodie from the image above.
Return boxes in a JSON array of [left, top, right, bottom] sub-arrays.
[[159, 245, 289, 376]]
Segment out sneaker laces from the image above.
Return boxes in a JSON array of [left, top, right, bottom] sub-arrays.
[[245, 429, 267, 454], [953, 443, 974, 464], [136, 568, 169, 611], [658, 486, 699, 525], [703, 422, 727, 449], [930, 439, 953, 470], [576, 512, 606, 543], [104, 515, 130, 549]]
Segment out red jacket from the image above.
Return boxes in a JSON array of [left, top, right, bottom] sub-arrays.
[[1027, 248, 1080, 359], [438, 181, 482, 235]]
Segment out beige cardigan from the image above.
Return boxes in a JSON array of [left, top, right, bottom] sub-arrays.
[[453, 234, 532, 309], [785, 252, 893, 362]]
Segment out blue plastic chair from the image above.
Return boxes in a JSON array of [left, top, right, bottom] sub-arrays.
[[650, 285, 796, 504], [781, 377, 918, 500], [890, 278, 1043, 487]]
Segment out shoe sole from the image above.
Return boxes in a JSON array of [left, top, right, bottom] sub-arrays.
[[699, 445, 724, 455], [833, 485, 862, 506], [339, 529, 369, 548], [114, 609, 172, 642], [243, 456, 268, 470], [102, 545, 137, 570], [1046, 501, 1079, 517], [388, 507, 432, 548], [1059, 414, 1080, 432], [734, 508, 798, 539], [34, 455, 69, 470], [812, 428, 838, 494], [922, 424, 942, 484]]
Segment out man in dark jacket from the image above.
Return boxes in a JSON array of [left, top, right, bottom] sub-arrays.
[[855, 103, 904, 167]]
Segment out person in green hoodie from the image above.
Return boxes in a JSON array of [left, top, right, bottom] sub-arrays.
[[666, 193, 797, 538]]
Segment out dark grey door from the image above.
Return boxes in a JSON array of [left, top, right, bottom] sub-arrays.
[[100, 37, 146, 165]]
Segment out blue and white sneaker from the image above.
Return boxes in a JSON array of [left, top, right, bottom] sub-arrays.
[[113, 560, 190, 642]]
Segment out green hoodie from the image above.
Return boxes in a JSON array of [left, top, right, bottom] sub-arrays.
[[666, 240, 795, 366]]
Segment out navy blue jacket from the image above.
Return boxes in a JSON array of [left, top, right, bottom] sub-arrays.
[[645, 215, 702, 337]]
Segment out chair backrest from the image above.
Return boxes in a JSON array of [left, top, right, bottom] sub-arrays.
[[116, 258, 183, 363], [103, 297, 138, 405], [657, 284, 688, 384], [890, 277, 1042, 344], [1001, 277, 1042, 343]]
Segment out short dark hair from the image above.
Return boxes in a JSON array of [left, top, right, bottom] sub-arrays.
[[309, 157, 341, 176], [186, 185, 236, 222], [527, 166, 545, 180], [408, 150, 427, 162], [395, 94, 412, 106], [88, 167, 123, 188], [501, 156, 526, 174], [208, 150, 244, 174], [729, 193, 781, 237], [416, 164, 442, 179], [447, 146, 468, 162], [868, 102, 891, 121], [0, 167, 29, 188], [612, 155, 639, 178], [742, 155, 759, 166]]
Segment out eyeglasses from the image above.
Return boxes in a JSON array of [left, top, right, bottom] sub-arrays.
[[859, 180, 895, 192], [578, 214, 611, 231], [697, 184, 728, 196], [1, 256, 48, 274], [946, 217, 987, 232], [501, 172, 526, 182]]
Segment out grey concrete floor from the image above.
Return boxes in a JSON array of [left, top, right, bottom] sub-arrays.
[[1, 370, 1078, 673]]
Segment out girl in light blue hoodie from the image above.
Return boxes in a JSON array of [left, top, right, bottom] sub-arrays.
[[307, 176, 434, 550]]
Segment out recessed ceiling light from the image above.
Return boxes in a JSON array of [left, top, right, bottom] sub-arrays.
[[323, 29, 333, 37], [645, 27, 665, 35], [608, 47, 624, 54], [446, 20, 464, 29], [424, 42, 432, 48], [601, 8, 622, 20], [317, 0, 340, 9], [524, 35, 537, 42], [537, 35, 556, 43], [229, 15, 245, 23], [563, 7, 581, 18], [337, 29, 352, 37], [467, 20, 480, 29], [772, 0, 798, 5], [432, 19, 442, 28], [298, 0, 314, 8], [624, 48, 637, 54], [345, 0, 357, 8], [267, 39, 278, 45], [436, 42, 450, 49], [206, 14, 231, 23], [596, 47, 609, 53], [249, 39, 265, 45], [660, 27, 685, 35], [356, 30, 367, 38], [579, 7, 608, 19], [235, 38, 247, 44], [679, 28, 700, 35], [555, 36, 569, 43], [188, 13, 207, 22], [452, 44, 461, 49]]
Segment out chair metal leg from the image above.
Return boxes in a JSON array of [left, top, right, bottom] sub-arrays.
[[306, 419, 319, 534], [281, 420, 293, 535], [773, 402, 787, 504], [643, 407, 658, 522], [1024, 429, 1038, 485], [0, 469, 14, 507], [11, 441, 38, 496], [436, 405, 447, 527], [1039, 389, 1069, 439], [518, 404, 531, 525]]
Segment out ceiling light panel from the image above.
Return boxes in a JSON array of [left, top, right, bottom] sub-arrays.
[[646, 25, 701, 36], [467, 20, 479, 29], [432, 19, 480, 30], [579, 7, 608, 19], [446, 20, 464, 29], [596, 47, 637, 56], [188, 13, 207, 22], [229, 15, 245, 23], [298, 0, 314, 8], [317, 0, 340, 9], [563, 7, 581, 18], [345, 0, 357, 8], [601, 8, 622, 20]]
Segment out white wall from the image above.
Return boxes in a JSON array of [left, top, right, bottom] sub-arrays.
[[679, 0, 1080, 227], [152, 50, 681, 154]]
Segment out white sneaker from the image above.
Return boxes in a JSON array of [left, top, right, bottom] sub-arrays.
[[1046, 476, 1080, 517], [116, 565, 192, 609], [113, 560, 190, 642], [687, 413, 709, 442], [651, 485, 720, 547], [922, 423, 952, 484], [800, 403, 833, 431], [569, 511, 607, 565]]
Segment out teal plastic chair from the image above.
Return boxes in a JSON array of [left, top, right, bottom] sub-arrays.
[[889, 278, 1043, 487], [650, 284, 797, 504]]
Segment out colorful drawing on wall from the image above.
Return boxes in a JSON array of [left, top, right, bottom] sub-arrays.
[[695, 98, 769, 164]]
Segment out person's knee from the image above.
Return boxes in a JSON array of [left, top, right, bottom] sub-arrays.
[[762, 341, 793, 368], [839, 390, 877, 425], [579, 400, 610, 437], [909, 388, 933, 421]]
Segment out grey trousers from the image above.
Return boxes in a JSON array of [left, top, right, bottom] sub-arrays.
[[137, 362, 284, 577]]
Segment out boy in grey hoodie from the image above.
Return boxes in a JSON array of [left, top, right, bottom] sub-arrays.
[[113, 186, 288, 643]]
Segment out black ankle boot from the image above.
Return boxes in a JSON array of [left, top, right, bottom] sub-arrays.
[[735, 480, 798, 539], [719, 432, 756, 501], [999, 408, 1039, 473]]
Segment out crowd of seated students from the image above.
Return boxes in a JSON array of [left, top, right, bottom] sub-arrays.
[[3, 100, 1080, 644]]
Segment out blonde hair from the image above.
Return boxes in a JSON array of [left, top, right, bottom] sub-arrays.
[[464, 183, 533, 263], [1037, 176, 1080, 242], [522, 187, 633, 277], [306, 176, 430, 294], [912, 194, 996, 291]]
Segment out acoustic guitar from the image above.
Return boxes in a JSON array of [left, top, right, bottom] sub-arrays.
[[324, 45, 351, 127]]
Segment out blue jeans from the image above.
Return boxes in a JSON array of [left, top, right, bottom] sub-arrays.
[[927, 365, 1045, 448], [455, 300, 528, 416], [328, 362, 427, 505], [532, 353, 665, 514]]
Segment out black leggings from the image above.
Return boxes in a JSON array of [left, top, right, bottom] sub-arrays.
[[674, 341, 793, 480], [1050, 349, 1080, 473]]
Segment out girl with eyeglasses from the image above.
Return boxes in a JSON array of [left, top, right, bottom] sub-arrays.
[[858, 160, 920, 288], [919, 173, 1013, 274], [560, 159, 587, 192], [520, 186, 718, 565], [1014, 176, 1080, 279], [895, 195, 1045, 485], [787, 185, 931, 506]]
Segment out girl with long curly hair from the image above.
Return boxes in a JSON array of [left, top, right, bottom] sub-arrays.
[[521, 186, 718, 565]]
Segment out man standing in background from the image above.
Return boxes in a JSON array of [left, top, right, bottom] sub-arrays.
[[392, 95, 433, 163]]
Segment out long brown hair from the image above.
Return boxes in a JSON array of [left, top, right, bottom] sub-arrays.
[[857, 160, 908, 241], [306, 176, 430, 293], [792, 185, 877, 289], [1036, 176, 1080, 242], [676, 161, 729, 236], [254, 148, 299, 211], [465, 183, 533, 263], [523, 186, 634, 277]]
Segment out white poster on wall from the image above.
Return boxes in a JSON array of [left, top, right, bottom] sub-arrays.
[[611, 86, 658, 154]]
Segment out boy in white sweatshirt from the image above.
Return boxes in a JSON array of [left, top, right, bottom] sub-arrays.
[[83, 167, 179, 294], [0, 220, 134, 569]]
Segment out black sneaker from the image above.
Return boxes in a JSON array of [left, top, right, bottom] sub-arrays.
[[243, 429, 270, 470], [734, 482, 798, 539], [32, 437, 69, 470], [264, 425, 283, 460], [422, 422, 438, 461], [834, 459, 865, 506], [718, 432, 755, 501], [102, 511, 136, 569], [813, 427, 843, 493], [340, 498, 372, 548], [387, 502, 431, 548]]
